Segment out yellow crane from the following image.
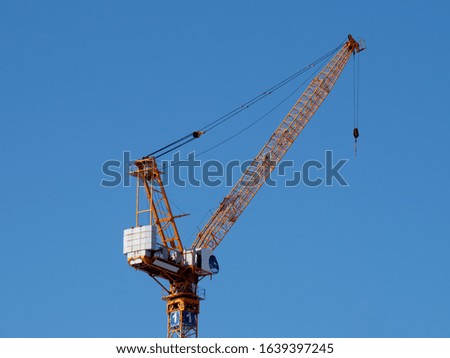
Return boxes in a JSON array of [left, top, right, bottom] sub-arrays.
[[123, 35, 364, 338]]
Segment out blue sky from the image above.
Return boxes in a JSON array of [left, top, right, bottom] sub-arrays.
[[0, 0, 449, 337]]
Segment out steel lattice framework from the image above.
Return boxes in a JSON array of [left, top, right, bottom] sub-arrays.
[[125, 35, 364, 338]]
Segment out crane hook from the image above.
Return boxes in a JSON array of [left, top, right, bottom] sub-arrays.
[[353, 127, 359, 157]]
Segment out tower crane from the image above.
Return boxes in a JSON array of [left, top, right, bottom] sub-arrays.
[[123, 35, 364, 338]]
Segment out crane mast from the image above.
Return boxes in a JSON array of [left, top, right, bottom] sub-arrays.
[[123, 35, 364, 338]]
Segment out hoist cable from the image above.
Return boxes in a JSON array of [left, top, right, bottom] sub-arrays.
[[357, 53, 360, 127], [144, 133, 192, 158], [200, 41, 345, 134], [144, 39, 346, 159], [353, 52, 360, 156], [194, 61, 327, 158], [155, 137, 196, 159], [157, 48, 335, 167]]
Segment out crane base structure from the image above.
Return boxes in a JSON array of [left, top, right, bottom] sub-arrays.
[[123, 35, 364, 338]]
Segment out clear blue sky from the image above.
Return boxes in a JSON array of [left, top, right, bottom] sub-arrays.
[[1, 0, 449, 338]]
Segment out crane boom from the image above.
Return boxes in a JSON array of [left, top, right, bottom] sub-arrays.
[[192, 35, 362, 251]]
